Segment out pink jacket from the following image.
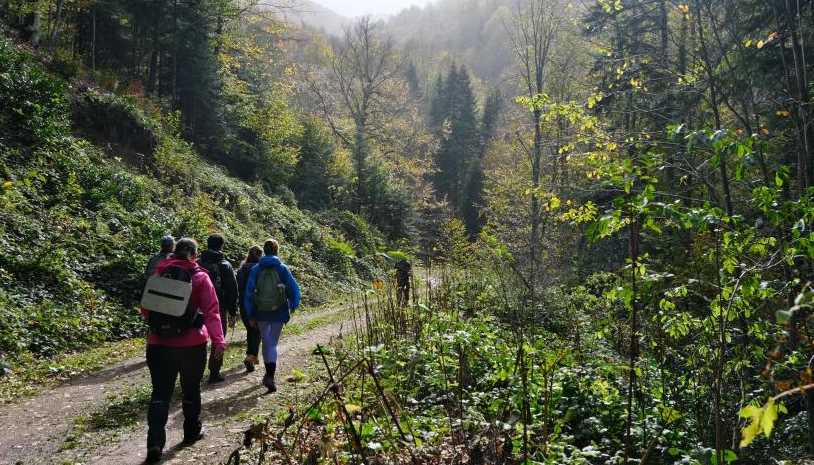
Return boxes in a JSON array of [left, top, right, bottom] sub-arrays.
[[141, 258, 227, 351]]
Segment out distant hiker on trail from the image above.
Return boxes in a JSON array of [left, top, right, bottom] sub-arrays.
[[395, 259, 412, 307], [244, 239, 301, 393], [140, 238, 226, 463], [144, 235, 174, 279], [236, 245, 263, 373], [198, 233, 239, 384]]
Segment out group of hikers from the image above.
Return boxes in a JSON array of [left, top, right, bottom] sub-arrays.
[[140, 234, 300, 463]]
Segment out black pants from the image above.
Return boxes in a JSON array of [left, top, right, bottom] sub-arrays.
[[146, 344, 207, 449], [240, 306, 260, 357]]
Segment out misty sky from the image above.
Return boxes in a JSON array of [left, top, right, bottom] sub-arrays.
[[314, 0, 434, 17]]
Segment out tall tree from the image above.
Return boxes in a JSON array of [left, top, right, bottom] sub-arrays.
[[462, 88, 502, 236], [510, 0, 564, 305], [318, 17, 403, 210], [434, 64, 479, 213]]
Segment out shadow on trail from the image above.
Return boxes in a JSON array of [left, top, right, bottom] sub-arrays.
[[177, 383, 265, 426], [70, 360, 149, 387]]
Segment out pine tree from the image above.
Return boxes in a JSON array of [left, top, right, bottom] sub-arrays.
[[462, 88, 501, 236], [292, 118, 339, 211], [434, 64, 479, 213], [405, 60, 421, 98], [428, 70, 448, 131]]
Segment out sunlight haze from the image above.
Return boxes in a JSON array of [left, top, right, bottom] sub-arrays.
[[312, 0, 434, 17]]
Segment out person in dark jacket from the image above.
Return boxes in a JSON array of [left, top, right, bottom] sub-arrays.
[[395, 259, 412, 307], [144, 235, 174, 279], [236, 245, 263, 372], [198, 234, 239, 384], [141, 238, 226, 463], [244, 239, 301, 392]]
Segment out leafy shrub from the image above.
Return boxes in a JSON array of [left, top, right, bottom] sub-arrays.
[[320, 210, 384, 256], [0, 38, 68, 146]]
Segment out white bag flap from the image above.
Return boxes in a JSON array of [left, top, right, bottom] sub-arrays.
[[141, 275, 193, 317]]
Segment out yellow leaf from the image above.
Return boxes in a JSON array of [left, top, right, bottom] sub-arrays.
[[739, 398, 783, 448], [677, 4, 689, 14], [2, 180, 12, 190], [757, 40, 765, 49], [739, 404, 762, 447], [761, 398, 778, 438], [345, 404, 362, 414], [776, 110, 791, 118]]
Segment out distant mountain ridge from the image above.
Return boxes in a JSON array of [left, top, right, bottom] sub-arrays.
[[268, 0, 350, 36]]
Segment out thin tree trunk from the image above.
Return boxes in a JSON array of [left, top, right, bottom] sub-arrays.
[[172, 0, 178, 107], [91, 6, 96, 73], [354, 119, 368, 212], [147, 1, 162, 96], [784, 0, 813, 191], [48, 0, 65, 47], [693, 0, 733, 216], [624, 215, 640, 464]]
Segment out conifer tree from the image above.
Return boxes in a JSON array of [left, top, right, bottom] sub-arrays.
[[434, 64, 479, 213], [462, 88, 502, 236]]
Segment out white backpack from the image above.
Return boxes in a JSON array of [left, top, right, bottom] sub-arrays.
[[141, 273, 193, 317]]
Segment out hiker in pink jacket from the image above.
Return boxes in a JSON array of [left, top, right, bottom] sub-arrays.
[[141, 238, 226, 463]]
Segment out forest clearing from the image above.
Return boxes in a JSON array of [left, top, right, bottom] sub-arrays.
[[1, 0, 814, 464]]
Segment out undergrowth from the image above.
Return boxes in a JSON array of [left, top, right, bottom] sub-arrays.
[[233, 270, 810, 465]]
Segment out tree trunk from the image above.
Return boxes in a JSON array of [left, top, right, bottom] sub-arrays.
[[530, 106, 542, 306], [693, 0, 733, 216], [48, 0, 65, 47], [354, 120, 368, 212], [172, 0, 178, 108], [783, 0, 813, 191], [31, 11, 41, 47], [147, 0, 162, 95]]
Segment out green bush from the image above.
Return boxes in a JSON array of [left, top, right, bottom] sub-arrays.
[[0, 38, 68, 146]]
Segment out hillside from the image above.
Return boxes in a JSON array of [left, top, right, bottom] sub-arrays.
[[384, 0, 515, 83], [0, 36, 384, 363], [263, 0, 349, 37]]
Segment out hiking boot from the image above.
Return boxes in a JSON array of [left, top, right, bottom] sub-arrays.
[[182, 428, 205, 446], [208, 372, 225, 384], [263, 363, 277, 393], [145, 446, 162, 463], [262, 374, 276, 392], [243, 355, 257, 373]]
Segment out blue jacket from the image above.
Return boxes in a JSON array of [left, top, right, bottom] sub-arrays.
[[243, 256, 301, 322]]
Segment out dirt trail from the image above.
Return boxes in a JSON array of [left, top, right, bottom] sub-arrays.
[[0, 304, 362, 465]]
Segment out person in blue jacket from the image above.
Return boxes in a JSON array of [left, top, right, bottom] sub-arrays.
[[243, 238, 301, 392]]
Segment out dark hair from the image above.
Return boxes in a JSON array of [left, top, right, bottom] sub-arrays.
[[207, 233, 225, 251], [263, 238, 279, 256], [160, 235, 175, 252], [174, 238, 198, 260], [242, 245, 263, 267]]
